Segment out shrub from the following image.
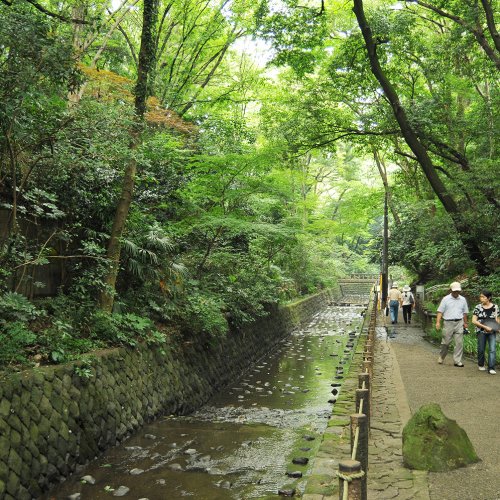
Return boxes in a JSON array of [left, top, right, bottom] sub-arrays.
[[0, 292, 42, 323], [0, 322, 36, 366], [89, 311, 166, 346]]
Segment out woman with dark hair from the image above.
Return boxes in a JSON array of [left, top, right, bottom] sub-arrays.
[[472, 290, 500, 375]]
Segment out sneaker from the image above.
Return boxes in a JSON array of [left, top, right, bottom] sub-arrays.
[[454, 362, 464, 367], [437, 356, 443, 364], [478, 366, 486, 371], [489, 369, 496, 375]]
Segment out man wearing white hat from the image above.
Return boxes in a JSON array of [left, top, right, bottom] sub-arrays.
[[436, 282, 469, 367], [388, 283, 402, 324]]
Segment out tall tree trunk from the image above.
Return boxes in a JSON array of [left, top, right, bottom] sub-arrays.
[[372, 148, 400, 225], [353, 0, 489, 275], [99, 0, 159, 312]]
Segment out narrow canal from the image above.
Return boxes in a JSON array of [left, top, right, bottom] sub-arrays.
[[45, 304, 366, 500]]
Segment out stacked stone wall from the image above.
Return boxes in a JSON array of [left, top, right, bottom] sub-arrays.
[[0, 290, 334, 499]]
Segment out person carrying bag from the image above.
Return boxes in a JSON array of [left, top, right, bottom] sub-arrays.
[[472, 289, 500, 375], [401, 285, 415, 324]]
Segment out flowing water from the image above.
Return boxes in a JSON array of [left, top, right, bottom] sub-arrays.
[[45, 304, 366, 500]]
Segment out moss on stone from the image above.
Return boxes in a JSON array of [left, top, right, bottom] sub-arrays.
[[50, 393, 64, 415], [318, 435, 344, 455], [402, 403, 479, 471], [26, 402, 40, 423], [38, 416, 50, 437], [304, 474, 337, 495], [38, 396, 52, 418], [30, 387, 43, 406], [32, 371, 45, 387], [0, 459, 8, 481], [59, 422, 70, 442], [8, 449, 22, 476], [18, 408, 31, 429], [9, 430, 21, 448], [327, 417, 350, 428], [0, 399, 10, 418], [7, 414, 22, 434], [29, 424, 38, 443], [0, 417, 8, 436]]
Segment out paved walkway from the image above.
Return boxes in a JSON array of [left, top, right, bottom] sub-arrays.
[[304, 310, 500, 500], [371, 311, 500, 500]]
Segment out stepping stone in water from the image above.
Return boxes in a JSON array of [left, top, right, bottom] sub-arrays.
[[278, 489, 296, 496], [113, 486, 130, 497], [129, 468, 144, 475], [168, 463, 183, 471]]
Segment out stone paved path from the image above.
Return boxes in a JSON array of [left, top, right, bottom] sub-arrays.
[[367, 323, 429, 500], [386, 313, 500, 500], [304, 309, 500, 500]]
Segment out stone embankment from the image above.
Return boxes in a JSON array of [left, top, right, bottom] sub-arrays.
[[0, 290, 334, 500]]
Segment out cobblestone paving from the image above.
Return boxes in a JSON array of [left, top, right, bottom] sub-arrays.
[[367, 324, 430, 500]]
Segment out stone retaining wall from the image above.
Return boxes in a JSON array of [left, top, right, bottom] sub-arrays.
[[0, 290, 335, 500]]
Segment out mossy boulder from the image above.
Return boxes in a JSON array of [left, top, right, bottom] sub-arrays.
[[402, 403, 479, 471]]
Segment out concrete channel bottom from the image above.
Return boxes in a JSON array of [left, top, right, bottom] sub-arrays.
[[43, 304, 368, 500]]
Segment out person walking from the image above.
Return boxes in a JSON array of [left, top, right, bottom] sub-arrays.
[[436, 282, 469, 367], [471, 290, 499, 375], [388, 283, 402, 324], [401, 285, 415, 324]]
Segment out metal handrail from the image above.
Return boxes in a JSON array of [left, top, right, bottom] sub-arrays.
[[425, 279, 469, 296]]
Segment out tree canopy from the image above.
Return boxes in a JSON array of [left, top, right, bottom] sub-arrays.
[[0, 0, 498, 368]]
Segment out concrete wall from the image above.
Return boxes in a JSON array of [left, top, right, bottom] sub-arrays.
[[0, 290, 335, 500]]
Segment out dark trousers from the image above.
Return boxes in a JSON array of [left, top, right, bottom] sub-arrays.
[[402, 305, 412, 323]]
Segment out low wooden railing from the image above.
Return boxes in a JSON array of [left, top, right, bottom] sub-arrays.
[[337, 293, 377, 500]]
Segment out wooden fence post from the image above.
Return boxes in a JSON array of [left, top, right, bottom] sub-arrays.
[[350, 413, 368, 500], [338, 459, 364, 500], [358, 371, 371, 410], [355, 387, 370, 430]]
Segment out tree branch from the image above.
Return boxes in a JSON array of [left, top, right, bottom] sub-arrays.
[[24, 0, 92, 24], [480, 0, 500, 53], [411, 0, 500, 69]]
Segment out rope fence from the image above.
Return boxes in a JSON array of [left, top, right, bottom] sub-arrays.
[[337, 290, 377, 500]]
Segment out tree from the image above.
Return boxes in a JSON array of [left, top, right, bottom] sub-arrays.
[[255, 0, 498, 275], [404, 0, 500, 70], [0, 2, 77, 295], [352, 0, 493, 274], [99, 0, 159, 312]]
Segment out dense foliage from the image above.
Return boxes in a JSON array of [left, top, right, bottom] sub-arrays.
[[0, 0, 497, 369]]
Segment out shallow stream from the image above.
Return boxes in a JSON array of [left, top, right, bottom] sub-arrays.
[[45, 304, 365, 500]]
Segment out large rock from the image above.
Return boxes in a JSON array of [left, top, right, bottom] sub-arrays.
[[402, 403, 479, 471]]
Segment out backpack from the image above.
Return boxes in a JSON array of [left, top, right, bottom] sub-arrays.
[[404, 291, 414, 304]]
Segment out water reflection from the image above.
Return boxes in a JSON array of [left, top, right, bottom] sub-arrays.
[[44, 305, 365, 500]]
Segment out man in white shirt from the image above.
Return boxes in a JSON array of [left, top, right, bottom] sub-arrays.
[[436, 282, 469, 367]]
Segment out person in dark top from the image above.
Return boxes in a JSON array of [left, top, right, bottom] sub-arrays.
[[471, 289, 500, 375], [401, 285, 415, 324]]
